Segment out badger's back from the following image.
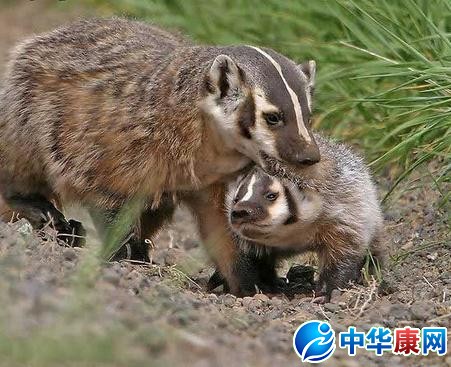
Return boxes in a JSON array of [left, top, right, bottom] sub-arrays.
[[313, 133, 383, 249], [5, 18, 185, 79], [0, 18, 194, 206]]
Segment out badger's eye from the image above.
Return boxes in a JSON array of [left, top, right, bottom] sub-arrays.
[[264, 112, 283, 126], [265, 192, 279, 201]]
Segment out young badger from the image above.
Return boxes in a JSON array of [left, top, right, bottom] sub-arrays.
[[210, 133, 384, 298], [0, 18, 320, 295]]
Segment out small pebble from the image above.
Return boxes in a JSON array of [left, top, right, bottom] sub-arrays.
[[254, 293, 269, 303], [330, 289, 342, 302], [207, 293, 218, 302], [103, 270, 121, 286], [242, 297, 253, 308], [410, 301, 434, 321], [62, 248, 77, 261], [426, 252, 438, 261], [247, 299, 261, 311], [270, 297, 283, 307], [63, 261, 75, 270], [164, 248, 185, 266], [324, 303, 340, 313], [222, 294, 236, 307], [16, 220, 33, 236]]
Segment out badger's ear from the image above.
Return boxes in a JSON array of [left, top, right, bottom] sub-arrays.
[[299, 60, 316, 89], [206, 55, 245, 99]]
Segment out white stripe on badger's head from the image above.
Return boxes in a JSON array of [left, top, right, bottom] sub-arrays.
[[241, 172, 257, 202], [252, 88, 280, 159], [248, 46, 311, 143], [200, 46, 320, 171], [302, 60, 316, 113]]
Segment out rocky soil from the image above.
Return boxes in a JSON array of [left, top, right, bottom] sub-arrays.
[[0, 2, 449, 366]]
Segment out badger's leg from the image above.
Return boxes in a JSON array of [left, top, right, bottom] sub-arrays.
[[5, 193, 66, 228], [89, 196, 176, 262], [316, 250, 365, 302], [235, 245, 289, 294], [89, 207, 147, 262], [0, 194, 14, 222], [3, 192, 84, 246], [139, 195, 176, 243], [207, 269, 227, 292], [208, 248, 287, 295], [206, 255, 263, 295], [129, 196, 176, 262], [234, 251, 287, 294], [255, 251, 287, 291], [183, 183, 248, 296]]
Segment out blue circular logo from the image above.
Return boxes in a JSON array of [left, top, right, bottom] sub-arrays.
[[293, 320, 336, 363]]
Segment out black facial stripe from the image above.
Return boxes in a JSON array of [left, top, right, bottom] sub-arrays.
[[260, 174, 273, 191], [236, 173, 249, 188], [283, 185, 298, 225], [284, 67, 311, 128], [218, 62, 230, 99], [264, 49, 311, 130], [235, 178, 250, 202], [240, 126, 251, 139], [237, 93, 255, 139], [298, 91, 311, 126]]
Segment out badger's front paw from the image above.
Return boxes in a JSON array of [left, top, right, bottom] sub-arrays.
[[110, 236, 150, 263], [207, 268, 287, 297], [284, 264, 315, 297]]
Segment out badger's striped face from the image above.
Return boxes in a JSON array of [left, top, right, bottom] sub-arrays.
[[202, 48, 320, 169], [228, 167, 323, 244], [228, 168, 296, 242]]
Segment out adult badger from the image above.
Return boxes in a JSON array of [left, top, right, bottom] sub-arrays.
[[0, 18, 319, 295]]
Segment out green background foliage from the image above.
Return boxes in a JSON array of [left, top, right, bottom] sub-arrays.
[[0, 2, 449, 366], [78, 0, 451, 203]]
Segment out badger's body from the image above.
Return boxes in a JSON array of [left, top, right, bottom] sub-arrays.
[[0, 18, 319, 295], [0, 19, 235, 207], [220, 133, 384, 297]]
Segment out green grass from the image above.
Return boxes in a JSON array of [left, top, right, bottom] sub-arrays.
[[0, 1, 450, 366], [83, 0, 451, 203]]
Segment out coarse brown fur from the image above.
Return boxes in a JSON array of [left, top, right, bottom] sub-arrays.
[[0, 18, 319, 295], [0, 195, 13, 222]]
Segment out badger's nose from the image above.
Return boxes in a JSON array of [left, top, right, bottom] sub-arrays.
[[295, 146, 320, 166], [230, 208, 252, 224], [297, 156, 319, 166]]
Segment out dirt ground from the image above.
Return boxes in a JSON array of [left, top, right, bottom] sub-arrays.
[[0, 2, 449, 367]]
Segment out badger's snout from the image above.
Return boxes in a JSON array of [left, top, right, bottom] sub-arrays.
[[230, 208, 251, 224], [230, 201, 265, 225], [280, 138, 321, 167]]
